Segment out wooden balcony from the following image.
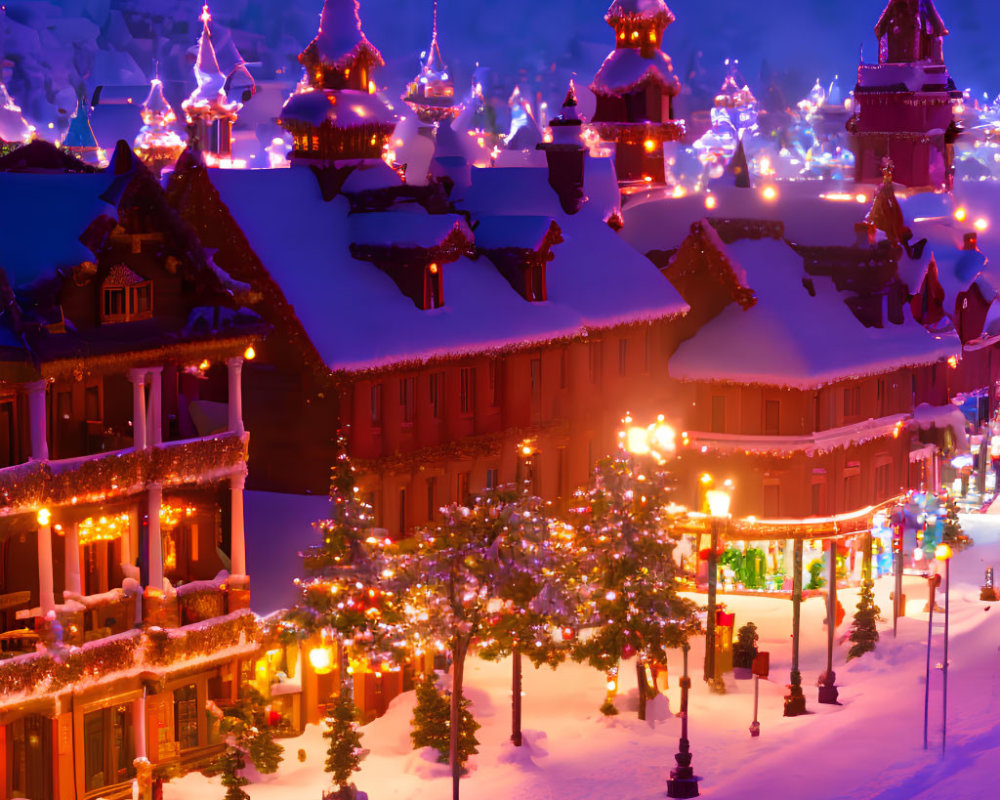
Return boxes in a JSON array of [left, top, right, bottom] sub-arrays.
[[0, 431, 249, 517], [0, 609, 261, 711]]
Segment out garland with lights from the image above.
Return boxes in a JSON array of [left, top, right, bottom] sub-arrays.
[[0, 432, 247, 516]]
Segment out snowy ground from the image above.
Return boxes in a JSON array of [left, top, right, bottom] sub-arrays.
[[168, 514, 1000, 800]]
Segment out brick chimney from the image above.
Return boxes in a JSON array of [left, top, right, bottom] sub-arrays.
[[963, 231, 978, 251]]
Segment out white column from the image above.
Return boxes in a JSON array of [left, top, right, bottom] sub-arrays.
[[37, 520, 55, 613], [25, 380, 49, 461], [230, 471, 247, 579], [147, 483, 163, 592], [146, 367, 163, 446], [64, 522, 82, 597], [133, 690, 147, 759], [226, 356, 245, 435], [128, 369, 148, 450], [121, 509, 134, 569]]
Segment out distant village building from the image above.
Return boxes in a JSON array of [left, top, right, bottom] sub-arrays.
[[402, 1, 458, 125], [848, 0, 962, 189]]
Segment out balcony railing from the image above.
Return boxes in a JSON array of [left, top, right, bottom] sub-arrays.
[[0, 609, 260, 710], [0, 431, 248, 517]]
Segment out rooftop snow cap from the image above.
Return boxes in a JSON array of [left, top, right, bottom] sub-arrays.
[[307, 0, 384, 71], [605, 0, 675, 25]]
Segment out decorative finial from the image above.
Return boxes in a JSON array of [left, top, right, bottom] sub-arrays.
[[200, 3, 211, 27], [564, 79, 578, 108], [881, 156, 895, 183]]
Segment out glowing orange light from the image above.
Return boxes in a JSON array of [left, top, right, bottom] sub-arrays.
[[244, 345, 256, 361], [974, 217, 989, 232], [947, 355, 958, 369], [761, 185, 778, 201], [643, 139, 656, 153], [705, 194, 717, 210], [954, 207, 967, 222], [429, 263, 439, 275]]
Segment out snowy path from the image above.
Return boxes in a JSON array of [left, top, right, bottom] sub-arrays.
[[168, 515, 1000, 800]]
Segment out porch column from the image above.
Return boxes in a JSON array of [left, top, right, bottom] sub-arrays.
[[147, 483, 163, 591], [25, 380, 49, 460], [146, 367, 163, 446], [133, 690, 147, 759], [64, 522, 82, 597], [37, 512, 55, 613], [225, 356, 244, 435], [121, 509, 134, 570], [230, 470, 247, 579], [128, 369, 148, 450]]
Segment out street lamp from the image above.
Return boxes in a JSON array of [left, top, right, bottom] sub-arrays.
[[784, 536, 808, 717], [704, 486, 731, 692], [818, 538, 839, 705], [935, 542, 953, 754]]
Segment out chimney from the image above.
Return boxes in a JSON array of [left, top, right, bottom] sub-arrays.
[[537, 83, 587, 214], [963, 232, 978, 251]]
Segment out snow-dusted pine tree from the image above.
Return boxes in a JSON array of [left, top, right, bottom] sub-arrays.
[[287, 432, 405, 673], [393, 485, 546, 798], [323, 688, 365, 798], [475, 483, 572, 746], [568, 445, 700, 719], [847, 580, 881, 660]]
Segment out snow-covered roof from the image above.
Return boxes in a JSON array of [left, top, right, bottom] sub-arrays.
[[350, 213, 471, 249], [304, 0, 384, 71], [475, 217, 558, 251], [591, 48, 681, 97], [605, 0, 675, 25], [209, 165, 685, 372], [279, 88, 395, 128], [340, 159, 403, 192], [0, 173, 117, 288], [669, 237, 959, 388]]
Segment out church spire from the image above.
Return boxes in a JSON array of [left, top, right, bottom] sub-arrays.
[[181, 4, 240, 160]]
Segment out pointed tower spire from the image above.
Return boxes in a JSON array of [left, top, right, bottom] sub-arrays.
[[134, 73, 185, 175], [182, 3, 240, 160], [0, 80, 31, 147], [63, 91, 105, 166], [402, 0, 457, 124]]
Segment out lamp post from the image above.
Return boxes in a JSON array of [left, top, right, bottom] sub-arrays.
[[666, 642, 699, 798], [818, 538, 839, 704], [784, 538, 807, 716], [935, 543, 953, 754], [922, 573, 941, 750], [704, 487, 731, 691]]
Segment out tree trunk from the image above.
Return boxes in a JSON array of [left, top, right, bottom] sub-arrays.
[[511, 646, 523, 746], [636, 659, 647, 721], [450, 637, 470, 800]]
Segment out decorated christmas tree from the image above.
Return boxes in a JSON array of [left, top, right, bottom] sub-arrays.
[[287, 432, 405, 675], [568, 427, 700, 720], [393, 482, 540, 797], [942, 495, 963, 546], [847, 580, 881, 660], [474, 477, 571, 746], [324, 689, 366, 798]]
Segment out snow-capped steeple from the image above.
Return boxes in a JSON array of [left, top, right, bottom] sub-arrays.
[[190, 3, 228, 106], [134, 72, 185, 175], [182, 4, 240, 160], [402, 0, 458, 124], [63, 91, 104, 166], [0, 80, 31, 146], [505, 87, 542, 151], [590, 0, 684, 185], [875, 0, 948, 65], [300, 0, 384, 91], [279, 0, 395, 164]]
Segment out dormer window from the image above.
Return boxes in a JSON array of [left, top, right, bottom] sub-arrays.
[[101, 265, 153, 324]]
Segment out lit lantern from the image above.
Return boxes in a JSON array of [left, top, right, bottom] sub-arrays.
[[244, 345, 256, 360], [309, 645, 335, 675], [37, 508, 51, 526]]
